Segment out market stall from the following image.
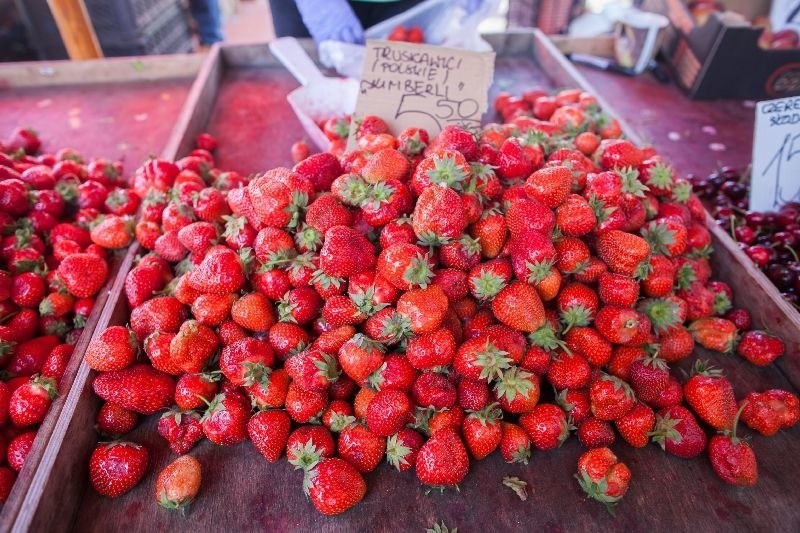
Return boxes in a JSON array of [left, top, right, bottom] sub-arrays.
[[1, 1, 799, 531]]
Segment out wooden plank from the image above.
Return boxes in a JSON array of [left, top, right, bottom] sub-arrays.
[[162, 45, 224, 161], [45, 0, 102, 60], [0, 54, 203, 89]]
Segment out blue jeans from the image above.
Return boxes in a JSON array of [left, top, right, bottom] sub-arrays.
[[189, 0, 225, 44]]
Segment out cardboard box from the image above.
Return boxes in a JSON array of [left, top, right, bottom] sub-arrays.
[[646, 0, 800, 99]]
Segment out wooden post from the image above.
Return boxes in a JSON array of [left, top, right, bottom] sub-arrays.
[[47, 0, 103, 59]]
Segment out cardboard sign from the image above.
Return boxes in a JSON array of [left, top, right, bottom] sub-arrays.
[[751, 95, 800, 211], [350, 40, 495, 144]]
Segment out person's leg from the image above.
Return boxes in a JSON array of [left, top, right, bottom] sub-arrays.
[[189, 0, 225, 44], [268, 0, 312, 38]]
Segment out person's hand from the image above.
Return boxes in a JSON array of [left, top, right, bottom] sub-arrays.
[[295, 0, 365, 44], [461, 0, 486, 14]]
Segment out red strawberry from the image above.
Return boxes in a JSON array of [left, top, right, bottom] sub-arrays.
[[304, 457, 366, 516], [248, 409, 291, 462], [366, 389, 412, 437], [575, 447, 631, 511], [338, 423, 385, 473], [708, 407, 757, 487], [684, 360, 737, 431], [189, 246, 251, 295], [614, 403, 655, 448], [462, 403, 502, 459], [525, 166, 572, 208], [316, 225, 376, 278], [499, 421, 531, 464], [492, 281, 545, 333], [57, 253, 108, 298], [92, 364, 175, 415], [385, 427, 424, 471], [739, 389, 800, 437], [7, 431, 36, 472], [628, 353, 669, 403], [736, 330, 785, 366], [688, 317, 737, 353], [577, 417, 615, 449], [589, 374, 636, 421], [89, 441, 149, 498], [96, 402, 138, 437], [520, 403, 571, 451], [411, 186, 466, 245], [157, 409, 204, 455], [9, 375, 58, 427], [84, 326, 139, 372], [595, 306, 647, 345], [201, 392, 250, 446], [415, 428, 469, 488], [651, 405, 707, 458], [595, 230, 650, 277]]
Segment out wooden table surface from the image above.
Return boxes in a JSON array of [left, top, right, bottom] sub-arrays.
[[576, 65, 756, 179]]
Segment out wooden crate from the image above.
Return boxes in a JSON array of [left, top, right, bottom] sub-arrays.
[[15, 31, 800, 531], [0, 53, 201, 170], [0, 54, 201, 531]]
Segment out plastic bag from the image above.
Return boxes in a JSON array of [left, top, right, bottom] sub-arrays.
[[319, 0, 499, 79]]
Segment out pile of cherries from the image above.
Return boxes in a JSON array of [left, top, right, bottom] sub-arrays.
[[690, 166, 800, 307]]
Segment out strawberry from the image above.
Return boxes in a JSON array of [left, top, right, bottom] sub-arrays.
[[286, 425, 336, 470], [57, 252, 108, 298], [595, 306, 647, 345], [84, 326, 138, 372], [338, 334, 385, 384], [556, 194, 597, 236], [155, 455, 201, 511], [157, 409, 204, 455], [90, 215, 134, 249], [575, 447, 631, 511], [413, 372, 457, 410], [498, 421, 531, 464], [708, 406, 757, 487], [278, 286, 322, 325], [563, 326, 612, 367], [188, 246, 251, 295], [96, 402, 138, 436], [614, 403, 655, 448], [577, 417, 615, 449], [547, 351, 591, 390], [248, 409, 291, 462], [285, 382, 328, 423], [651, 405, 707, 458], [599, 139, 644, 169], [739, 389, 800, 437], [201, 392, 250, 446], [736, 330, 784, 366], [317, 225, 376, 278], [492, 281, 545, 333], [411, 186, 466, 245], [494, 367, 541, 413], [0, 467, 16, 503], [7, 431, 36, 473], [386, 427, 424, 471], [688, 317, 737, 353], [520, 403, 571, 451], [396, 285, 448, 335], [93, 364, 175, 415], [595, 230, 650, 277], [556, 282, 598, 333], [89, 441, 149, 498], [525, 166, 572, 208], [304, 457, 366, 516], [597, 272, 639, 308], [415, 428, 469, 488], [338, 423, 385, 473], [366, 389, 412, 437], [462, 403, 502, 459], [628, 353, 669, 403], [9, 375, 57, 427], [684, 360, 737, 431], [589, 374, 636, 421], [168, 320, 219, 374], [11, 272, 45, 308]]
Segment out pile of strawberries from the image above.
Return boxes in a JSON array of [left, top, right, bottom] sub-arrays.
[[0, 128, 137, 502], [84, 88, 798, 516]]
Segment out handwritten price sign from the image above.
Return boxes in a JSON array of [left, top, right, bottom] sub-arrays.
[[751, 95, 800, 211], [351, 40, 495, 142]]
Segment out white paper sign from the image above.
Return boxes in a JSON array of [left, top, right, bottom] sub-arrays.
[[751, 95, 800, 211]]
